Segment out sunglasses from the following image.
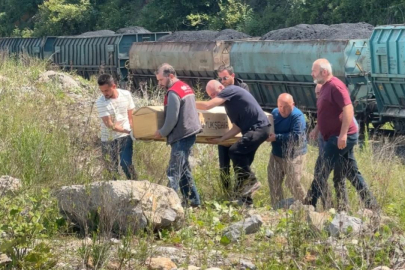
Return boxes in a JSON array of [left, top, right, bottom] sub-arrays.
[[218, 76, 230, 82]]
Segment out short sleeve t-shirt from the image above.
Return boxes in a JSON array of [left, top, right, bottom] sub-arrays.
[[217, 85, 269, 134], [317, 77, 357, 141], [96, 89, 135, 142]]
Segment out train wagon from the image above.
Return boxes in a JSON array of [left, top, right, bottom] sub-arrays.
[[0, 37, 45, 58], [230, 39, 374, 123], [128, 41, 233, 90], [51, 32, 170, 81], [370, 25, 405, 132]]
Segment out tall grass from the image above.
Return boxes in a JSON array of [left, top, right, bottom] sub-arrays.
[[1, 56, 405, 216], [1, 57, 405, 269]]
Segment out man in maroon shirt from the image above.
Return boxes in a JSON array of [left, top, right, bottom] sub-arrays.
[[304, 58, 378, 211]]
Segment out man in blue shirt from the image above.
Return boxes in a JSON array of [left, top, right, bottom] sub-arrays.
[[267, 93, 307, 207]]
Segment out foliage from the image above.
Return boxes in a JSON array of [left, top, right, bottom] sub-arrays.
[[78, 233, 113, 270], [3, 0, 405, 37], [0, 57, 404, 268], [0, 57, 98, 187], [0, 190, 62, 269], [0, 0, 42, 37], [94, 0, 145, 31], [34, 0, 94, 36], [209, 0, 254, 32], [136, 0, 220, 31]]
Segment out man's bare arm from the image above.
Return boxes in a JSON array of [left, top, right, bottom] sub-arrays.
[[338, 104, 354, 149], [196, 97, 225, 110], [127, 109, 133, 129], [101, 116, 130, 134], [340, 104, 353, 137], [218, 124, 241, 142]]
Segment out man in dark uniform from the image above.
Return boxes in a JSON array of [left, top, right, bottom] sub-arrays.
[[216, 65, 250, 193]]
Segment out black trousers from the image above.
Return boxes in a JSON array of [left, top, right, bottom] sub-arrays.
[[228, 125, 271, 204], [218, 144, 232, 190], [305, 134, 378, 210]]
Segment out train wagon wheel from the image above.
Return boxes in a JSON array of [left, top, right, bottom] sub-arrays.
[[392, 119, 405, 135]]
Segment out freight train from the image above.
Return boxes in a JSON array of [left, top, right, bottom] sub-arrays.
[[1, 25, 404, 133], [0, 32, 170, 81], [129, 25, 405, 134]]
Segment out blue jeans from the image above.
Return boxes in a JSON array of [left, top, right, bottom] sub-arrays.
[[167, 134, 201, 206], [306, 133, 377, 210], [318, 133, 327, 155], [101, 135, 137, 180]]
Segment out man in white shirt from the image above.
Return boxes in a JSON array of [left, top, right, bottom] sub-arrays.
[[96, 74, 138, 180]]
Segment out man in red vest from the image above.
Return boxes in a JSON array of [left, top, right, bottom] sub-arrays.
[[154, 63, 202, 208]]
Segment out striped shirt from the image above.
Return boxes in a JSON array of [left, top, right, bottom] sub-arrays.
[[96, 89, 135, 142]]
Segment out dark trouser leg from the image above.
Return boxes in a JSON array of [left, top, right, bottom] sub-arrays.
[[333, 157, 349, 212], [229, 125, 271, 204], [307, 134, 378, 210], [118, 136, 138, 180], [167, 135, 201, 206], [343, 139, 378, 210], [218, 145, 231, 191], [179, 135, 201, 206], [305, 137, 340, 209], [101, 139, 119, 180]]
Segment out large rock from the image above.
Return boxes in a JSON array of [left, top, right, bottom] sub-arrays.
[[38, 71, 80, 89], [56, 180, 184, 234], [0, 175, 21, 196], [223, 215, 262, 242], [328, 213, 363, 236]]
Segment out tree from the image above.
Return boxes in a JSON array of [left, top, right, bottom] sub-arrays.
[[208, 0, 254, 32], [94, 0, 146, 30], [34, 0, 94, 36], [0, 0, 43, 37], [244, 0, 295, 36], [136, 0, 220, 31]]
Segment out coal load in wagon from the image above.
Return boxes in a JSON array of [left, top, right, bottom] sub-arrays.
[[79, 30, 116, 37], [157, 29, 251, 42], [260, 22, 374, 40], [116, 26, 151, 34]]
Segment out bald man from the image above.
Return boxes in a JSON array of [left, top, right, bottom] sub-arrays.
[[196, 80, 271, 207], [304, 59, 378, 211], [267, 93, 307, 207]]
